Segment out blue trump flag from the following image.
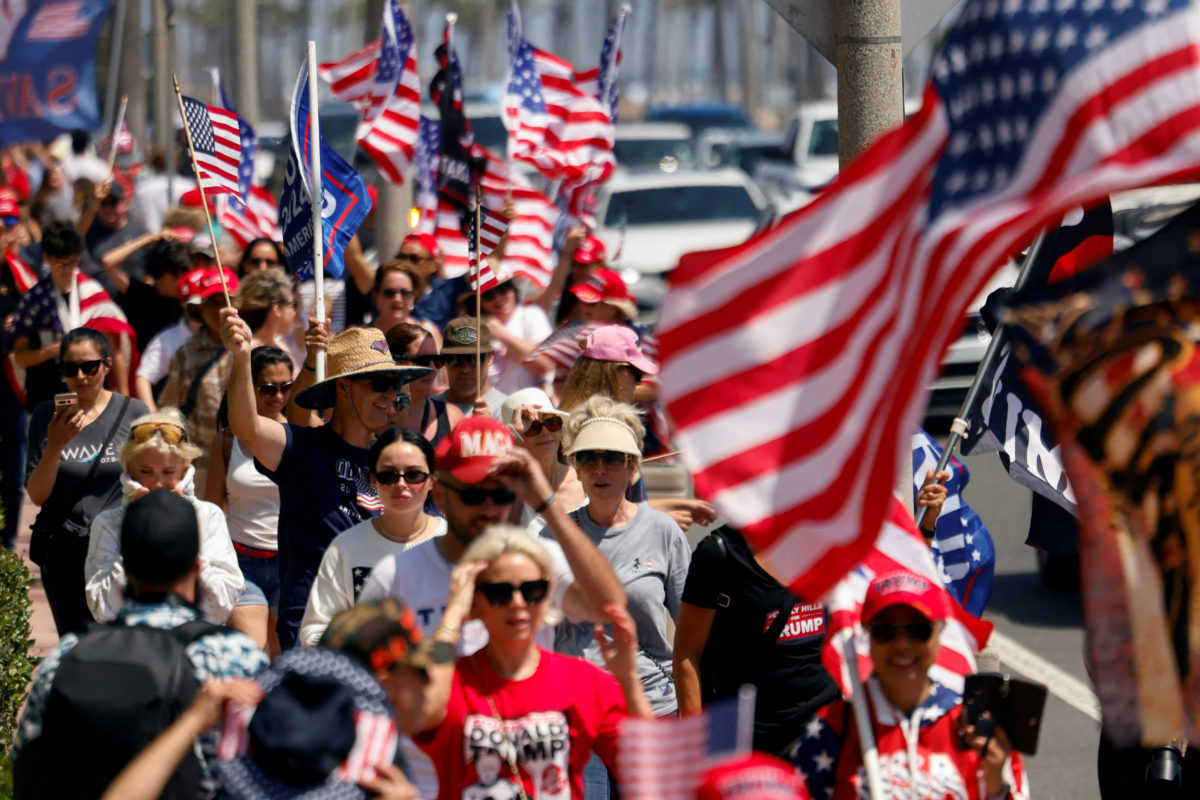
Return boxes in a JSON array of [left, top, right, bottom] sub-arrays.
[[279, 61, 371, 280], [0, 0, 112, 145]]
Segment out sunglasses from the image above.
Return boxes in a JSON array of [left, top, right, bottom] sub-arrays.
[[381, 287, 414, 300], [573, 450, 630, 469], [256, 381, 295, 397], [373, 468, 430, 486], [396, 252, 431, 263], [129, 422, 189, 445], [60, 359, 104, 378], [869, 620, 936, 644], [481, 286, 512, 302], [618, 364, 645, 383], [409, 354, 444, 369], [353, 374, 403, 393], [523, 416, 564, 436], [476, 579, 550, 607], [443, 354, 486, 368], [249, 257, 279, 267], [444, 484, 517, 506]]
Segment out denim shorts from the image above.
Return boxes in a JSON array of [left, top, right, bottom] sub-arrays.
[[236, 550, 280, 614]]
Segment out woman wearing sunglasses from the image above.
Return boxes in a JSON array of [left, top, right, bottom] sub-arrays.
[[417, 525, 653, 799], [203, 346, 294, 652], [300, 425, 446, 647], [792, 572, 1027, 800], [84, 407, 243, 625], [25, 327, 148, 635], [386, 322, 462, 447], [500, 388, 584, 526], [374, 260, 432, 342]]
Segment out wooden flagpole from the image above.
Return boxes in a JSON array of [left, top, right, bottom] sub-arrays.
[[172, 75, 232, 308]]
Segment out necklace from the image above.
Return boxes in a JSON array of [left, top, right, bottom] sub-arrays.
[[372, 513, 430, 544], [470, 651, 536, 800]]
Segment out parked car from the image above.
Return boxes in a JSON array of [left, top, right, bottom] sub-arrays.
[[614, 122, 695, 172], [593, 168, 768, 321], [644, 103, 753, 141]]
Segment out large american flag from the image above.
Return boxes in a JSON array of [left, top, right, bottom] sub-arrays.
[[656, 0, 1200, 602], [503, 2, 615, 187], [475, 146, 559, 288], [219, 185, 281, 251], [318, 1, 420, 185], [180, 96, 244, 199]]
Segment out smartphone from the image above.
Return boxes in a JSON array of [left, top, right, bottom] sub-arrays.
[[54, 392, 78, 413], [962, 672, 1048, 755]]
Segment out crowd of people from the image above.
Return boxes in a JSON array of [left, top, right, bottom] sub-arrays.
[[2, 133, 1030, 800]]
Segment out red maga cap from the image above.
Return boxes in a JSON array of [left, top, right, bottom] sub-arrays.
[[861, 571, 946, 625], [572, 235, 606, 265], [401, 232, 441, 260], [435, 416, 515, 485]]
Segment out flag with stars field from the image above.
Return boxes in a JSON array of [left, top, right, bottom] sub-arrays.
[[179, 96, 244, 198], [656, 0, 1200, 604]]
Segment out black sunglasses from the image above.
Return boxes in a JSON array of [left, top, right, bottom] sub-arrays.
[[573, 450, 630, 468], [256, 381, 295, 397], [524, 416, 564, 436], [60, 359, 104, 378], [869, 621, 936, 644], [353, 374, 402, 393], [396, 354, 444, 369], [476, 579, 550, 607], [396, 252, 431, 263], [444, 484, 517, 506], [381, 287, 414, 299], [373, 468, 430, 487], [249, 257, 279, 267], [443, 354, 485, 368]]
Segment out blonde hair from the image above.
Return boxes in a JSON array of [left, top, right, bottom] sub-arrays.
[[558, 356, 626, 413], [235, 267, 294, 332], [119, 407, 203, 467], [460, 525, 561, 625], [561, 394, 645, 455]]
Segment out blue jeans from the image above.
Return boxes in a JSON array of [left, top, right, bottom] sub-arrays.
[[236, 551, 280, 614], [583, 752, 618, 800]]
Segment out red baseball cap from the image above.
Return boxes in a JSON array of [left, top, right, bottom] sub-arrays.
[[572, 235, 606, 265], [0, 187, 19, 219], [861, 571, 946, 625], [435, 416, 515, 485], [178, 266, 239, 304], [697, 752, 811, 800], [401, 232, 441, 260]]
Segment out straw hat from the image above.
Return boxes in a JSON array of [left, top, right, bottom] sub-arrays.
[[294, 327, 431, 410]]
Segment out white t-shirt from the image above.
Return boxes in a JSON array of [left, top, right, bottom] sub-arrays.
[[226, 437, 280, 551], [137, 317, 195, 385], [357, 533, 575, 800], [300, 516, 449, 648], [490, 304, 553, 395]]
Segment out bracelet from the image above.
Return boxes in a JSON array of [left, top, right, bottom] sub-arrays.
[[302, 361, 316, 372], [533, 491, 556, 514], [436, 624, 459, 637]]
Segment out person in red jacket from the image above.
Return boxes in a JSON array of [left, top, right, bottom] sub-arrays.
[[792, 572, 1029, 800]]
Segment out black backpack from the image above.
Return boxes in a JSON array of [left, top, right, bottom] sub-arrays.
[[15, 618, 222, 800]]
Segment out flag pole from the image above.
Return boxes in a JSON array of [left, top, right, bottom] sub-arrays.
[[307, 41, 327, 382], [474, 181, 483, 403], [106, 96, 128, 179], [842, 636, 884, 800], [173, 76, 232, 308], [915, 230, 1048, 529]]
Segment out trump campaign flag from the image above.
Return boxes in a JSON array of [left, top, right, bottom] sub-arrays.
[[279, 61, 372, 281], [1003, 201, 1200, 748], [0, 0, 112, 145], [655, 0, 1200, 604]]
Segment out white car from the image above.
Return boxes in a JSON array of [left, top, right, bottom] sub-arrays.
[[593, 169, 769, 319], [614, 122, 695, 173]]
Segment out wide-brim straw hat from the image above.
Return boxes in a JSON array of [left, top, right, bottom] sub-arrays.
[[294, 327, 431, 410]]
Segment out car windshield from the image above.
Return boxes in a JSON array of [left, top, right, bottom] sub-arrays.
[[613, 139, 695, 170], [604, 185, 759, 226], [809, 119, 838, 157]]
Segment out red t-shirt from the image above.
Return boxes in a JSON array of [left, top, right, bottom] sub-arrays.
[[417, 648, 627, 800]]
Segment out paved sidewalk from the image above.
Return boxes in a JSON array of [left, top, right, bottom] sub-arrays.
[[12, 494, 58, 658]]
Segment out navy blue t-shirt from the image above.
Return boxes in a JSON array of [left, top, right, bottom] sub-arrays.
[[256, 424, 378, 649]]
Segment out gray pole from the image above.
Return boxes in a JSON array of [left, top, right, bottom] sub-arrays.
[[102, 0, 129, 133], [165, 1, 177, 204], [234, 0, 261, 125], [118, 0, 144, 146], [151, 0, 169, 156], [834, 0, 903, 165]]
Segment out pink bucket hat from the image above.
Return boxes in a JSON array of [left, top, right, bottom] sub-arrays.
[[580, 325, 658, 375]]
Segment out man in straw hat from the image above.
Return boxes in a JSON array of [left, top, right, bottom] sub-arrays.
[[220, 308, 430, 650]]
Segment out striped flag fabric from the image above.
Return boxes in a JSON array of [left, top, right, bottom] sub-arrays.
[[431, 143, 511, 280], [219, 185, 281, 251], [211, 68, 259, 202], [474, 146, 558, 288], [465, 210, 501, 293], [520, 320, 600, 375], [180, 96, 244, 199], [822, 496, 993, 699], [319, 40, 381, 104], [574, 7, 629, 122], [4, 251, 40, 295], [655, 0, 1200, 603], [617, 712, 708, 800], [503, 1, 615, 187]]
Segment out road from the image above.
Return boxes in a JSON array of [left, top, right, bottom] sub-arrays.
[[955, 444, 1101, 799]]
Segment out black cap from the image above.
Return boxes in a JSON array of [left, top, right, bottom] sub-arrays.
[[248, 673, 357, 786], [121, 490, 199, 584]]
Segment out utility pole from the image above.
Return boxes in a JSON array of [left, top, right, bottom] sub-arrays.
[[234, 0, 261, 125], [118, 0, 144, 145], [834, 0, 903, 165], [151, 0, 170, 156]]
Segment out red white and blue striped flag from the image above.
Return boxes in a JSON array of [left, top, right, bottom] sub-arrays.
[[656, 0, 1200, 603], [180, 96, 244, 199]]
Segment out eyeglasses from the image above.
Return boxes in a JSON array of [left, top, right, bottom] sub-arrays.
[[444, 484, 517, 506], [476, 579, 550, 607], [868, 620, 936, 644], [380, 287, 414, 300], [256, 381, 295, 397], [129, 422, 189, 445], [277, 298, 298, 309], [60, 359, 104, 378], [248, 257, 280, 267], [443, 354, 486, 368], [353, 374, 403, 393], [407, 354, 444, 369], [396, 252, 431, 263], [373, 468, 430, 486], [523, 416, 564, 436], [573, 450, 631, 469]]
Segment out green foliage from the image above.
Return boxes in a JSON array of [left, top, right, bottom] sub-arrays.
[[0, 546, 35, 754]]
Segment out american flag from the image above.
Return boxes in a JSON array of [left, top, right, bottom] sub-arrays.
[[219, 185, 281, 251], [474, 146, 558, 288], [25, 1, 91, 40], [617, 712, 708, 800], [822, 496, 993, 699], [655, 0, 1200, 602], [503, 2, 615, 187], [4, 251, 40, 295], [518, 321, 601, 378], [465, 210, 501, 293], [318, 2, 420, 185], [574, 7, 629, 123], [411, 116, 440, 237], [211, 69, 258, 202], [911, 430, 995, 618], [180, 96, 244, 199]]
